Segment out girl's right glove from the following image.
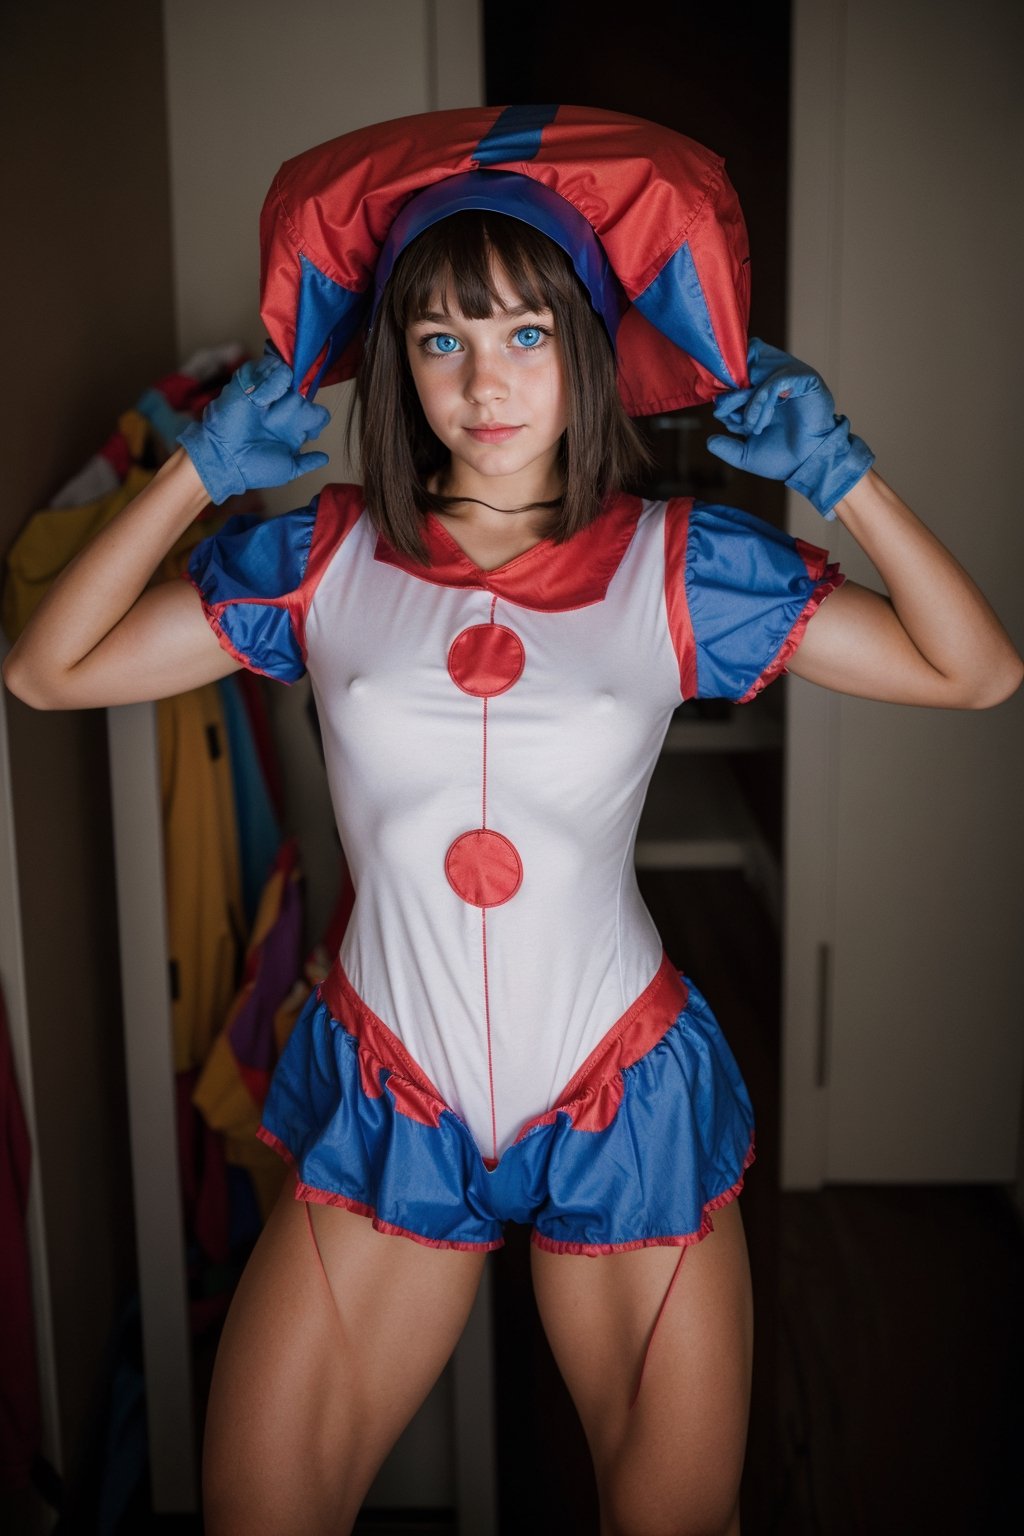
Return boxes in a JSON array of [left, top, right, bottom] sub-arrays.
[[707, 338, 874, 518], [177, 349, 330, 505]]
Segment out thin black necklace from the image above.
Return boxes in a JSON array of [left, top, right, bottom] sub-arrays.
[[431, 491, 563, 514]]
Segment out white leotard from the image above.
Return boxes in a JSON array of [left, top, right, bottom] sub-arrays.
[[190, 485, 841, 1160]]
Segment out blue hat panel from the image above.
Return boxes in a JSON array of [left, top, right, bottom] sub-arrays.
[[634, 243, 737, 388], [294, 252, 368, 397]]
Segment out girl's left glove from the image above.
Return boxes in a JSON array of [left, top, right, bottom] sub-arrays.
[[707, 338, 874, 518], [177, 348, 330, 505]]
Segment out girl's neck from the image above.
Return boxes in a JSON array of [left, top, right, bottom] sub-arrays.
[[434, 461, 563, 518], [427, 471, 559, 569]]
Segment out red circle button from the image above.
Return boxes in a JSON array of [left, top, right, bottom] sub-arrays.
[[445, 829, 523, 907], [448, 624, 525, 697]]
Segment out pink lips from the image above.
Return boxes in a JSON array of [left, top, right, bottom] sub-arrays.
[[464, 424, 522, 443]]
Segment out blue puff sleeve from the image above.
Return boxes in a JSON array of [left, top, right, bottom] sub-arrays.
[[683, 501, 844, 702], [187, 500, 319, 683]]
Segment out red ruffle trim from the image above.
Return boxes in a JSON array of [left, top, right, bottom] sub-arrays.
[[737, 563, 846, 703], [256, 1123, 505, 1252], [184, 573, 294, 685], [528, 1133, 756, 1255]]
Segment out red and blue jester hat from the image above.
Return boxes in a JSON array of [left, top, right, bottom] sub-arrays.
[[258, 103, 751, 413]]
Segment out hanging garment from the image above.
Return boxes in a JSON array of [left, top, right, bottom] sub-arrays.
[[232, 668, 287, 825], [193, 845, 355, 1224], [3, 425, 154, 642], [158, 683, 245, 1074], [192, 839, 303, 1220], [216, 675, 281, 928]]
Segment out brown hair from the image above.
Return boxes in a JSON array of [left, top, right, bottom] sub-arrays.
[[350, 210, 651, 563]]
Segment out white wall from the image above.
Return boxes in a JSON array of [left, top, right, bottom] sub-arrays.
[[783, 0, 1024, 1185]]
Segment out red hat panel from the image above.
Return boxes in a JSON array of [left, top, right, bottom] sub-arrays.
[[259, 103, 751, 414]]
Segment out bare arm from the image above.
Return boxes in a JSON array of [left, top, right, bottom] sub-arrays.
[[2, 448, 240, 710], [786, 469, 1023, 708]]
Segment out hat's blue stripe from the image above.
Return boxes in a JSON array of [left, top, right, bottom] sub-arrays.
[[634, 243, 736, 387], [472, 104, 559, 165], [294, 252, 366, 397]]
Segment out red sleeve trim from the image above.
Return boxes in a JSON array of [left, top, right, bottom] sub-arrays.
[[736, 562, 846, 704], [662, 497, 697, 700]]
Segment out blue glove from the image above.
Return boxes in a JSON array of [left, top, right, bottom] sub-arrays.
[[707, 339, 874, 518], [177, 349, 330, 504]]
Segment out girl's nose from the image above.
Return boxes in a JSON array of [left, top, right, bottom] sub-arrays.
[[464, 354, 508, 404]]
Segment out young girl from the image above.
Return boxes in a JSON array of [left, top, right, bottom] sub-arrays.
[[4, 107, 1020, 1536]]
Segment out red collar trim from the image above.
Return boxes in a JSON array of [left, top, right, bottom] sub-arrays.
[[373, 494, 644, 611]]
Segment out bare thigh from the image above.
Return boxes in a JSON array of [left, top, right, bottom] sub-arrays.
[[203, 1175, 487, 1536], [530, 1200, 753, 1536]]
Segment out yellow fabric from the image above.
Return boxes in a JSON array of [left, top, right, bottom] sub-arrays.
[[192, 1033, 258, 1143], [158, 684, 245, 1072], [191, 1034, 288, 1220], [2, 402, 218, 641], [117, 408, 153, 464], [3, 463, 154, 640]]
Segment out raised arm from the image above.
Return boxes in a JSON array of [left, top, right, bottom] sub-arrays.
[[2, 354, 329, 710], [707, 341, 1023, 709], [783, 469, 1021, 707]]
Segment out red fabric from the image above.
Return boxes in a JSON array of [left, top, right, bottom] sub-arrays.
[[99, 427, 135, 481], [0, 991, 42, 1490], [320, 965, 450, 1128], [375, 492, 644, 612], [445, 829, 524, 908], [447, 623, 525, 697], [175, 1068, 230, 1267], [515, 954, 688, 1138], [259, 104, 750, 414], [150, 371, 196, 411], [238, 1063, 273, 1103], [663, 496, 698, 699], [158, 364, 242, 420]]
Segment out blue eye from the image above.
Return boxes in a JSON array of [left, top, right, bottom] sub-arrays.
[[425, 333, 461, 354], [514, 326, 544, 348]]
